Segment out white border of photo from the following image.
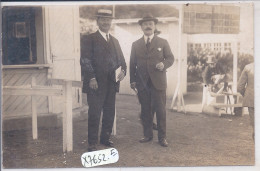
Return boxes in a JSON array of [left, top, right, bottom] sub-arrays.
[[1, 1, 259, 171]]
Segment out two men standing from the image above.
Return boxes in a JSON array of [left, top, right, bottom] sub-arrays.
[[130, 14, 174, 147], [81, 10, 174, 151]]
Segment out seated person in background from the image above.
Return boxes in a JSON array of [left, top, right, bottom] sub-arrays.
[[202, 55, 229, 93], [211, 74, 230, 93]]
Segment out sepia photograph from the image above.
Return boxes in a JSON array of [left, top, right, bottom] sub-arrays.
[[0, 1, 256, 169]]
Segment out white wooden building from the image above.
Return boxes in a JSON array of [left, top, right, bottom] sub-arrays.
[[2, 6, 82, 119]]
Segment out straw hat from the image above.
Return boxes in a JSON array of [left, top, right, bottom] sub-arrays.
[[96, 9, 114, 19]]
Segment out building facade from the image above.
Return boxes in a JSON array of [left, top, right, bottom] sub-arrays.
[[2, 6, 82, 119]]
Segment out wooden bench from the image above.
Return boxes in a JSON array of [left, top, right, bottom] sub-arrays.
[[202, 83, 243, 116], [210, 103, 242, 116]]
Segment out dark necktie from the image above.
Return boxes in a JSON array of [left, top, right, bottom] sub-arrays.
[[106, 34, 109, 42], [146, 37, 151, 49]]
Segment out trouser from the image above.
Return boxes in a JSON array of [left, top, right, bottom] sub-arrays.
[[248, 107, 254, 135], [138, 79, 167, 140], [87, 79, 116, 145]]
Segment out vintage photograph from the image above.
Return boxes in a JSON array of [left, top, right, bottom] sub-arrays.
[[1, 1, 255, 169]]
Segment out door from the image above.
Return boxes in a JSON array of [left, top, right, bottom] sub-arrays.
[[44, 6, 81, 113], [45, 6, 81, 81]]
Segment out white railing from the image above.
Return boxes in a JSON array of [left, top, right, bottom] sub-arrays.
[[3, 77, 82, 152]]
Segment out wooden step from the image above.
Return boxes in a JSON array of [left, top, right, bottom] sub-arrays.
[[210, 92, 242, 97], [210, 103, 243, 108]]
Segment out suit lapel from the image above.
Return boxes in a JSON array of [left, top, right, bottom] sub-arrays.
[[149, 36, 158, 52], [138, 35, 158, 55], [110, 36, 121, 61], [95, 31, 110, 52], [139, 36, 148, 55]]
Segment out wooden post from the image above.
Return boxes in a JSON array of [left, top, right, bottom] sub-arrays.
[[201, 85, 207, 111], [31, 77, 38, 140], [171, 4, 186, 113], [230, 41, 238, 115], [233, 41, 238, 93], [112, 5, 115, 18], [62, 82, 67, 152], [177, 4, 182, 111], [63, 81, 73, 152], [171, 82, 179, 109]]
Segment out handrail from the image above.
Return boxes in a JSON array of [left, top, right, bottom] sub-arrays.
[[2, 64, 52, 69]]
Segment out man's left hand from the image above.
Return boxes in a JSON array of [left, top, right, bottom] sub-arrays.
[[156, 62, 164, 71], [117, 70, 125, 82]]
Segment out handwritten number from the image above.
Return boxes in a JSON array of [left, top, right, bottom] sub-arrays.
[[98, 154, 102, 163], [82, 149, 117, 167], [82, 156, 89, 164], [93, 155, 98, 164], [111, 149, 117, 156], [82, 156, 89, 167], [102, 154, 107, 161], [88, 155, 93, 166]]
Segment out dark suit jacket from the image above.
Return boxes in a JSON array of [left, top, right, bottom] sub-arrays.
[[81, 31, 126, 93], [130, 36, 174, 91], [237, 63, 254, 107], [202, 66, 217, 85]]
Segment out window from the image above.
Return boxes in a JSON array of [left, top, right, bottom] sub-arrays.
[[184, 4, 240, 34], [2, 7, 44, 65], [14, 22, 27, 38]]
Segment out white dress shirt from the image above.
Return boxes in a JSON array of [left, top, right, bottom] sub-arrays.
[[144, 33, 154, 44], [90, 30, 110, 81], [99, 29, 110, 41]]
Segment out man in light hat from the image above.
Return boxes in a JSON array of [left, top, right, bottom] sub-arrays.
[[130, 13, 174, 147], [81, 9, 126, 152], [202, 55, 216, 87]]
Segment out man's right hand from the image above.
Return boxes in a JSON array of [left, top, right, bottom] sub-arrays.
[[130, 82, 138, 93], [89, 78, 98, 90], [130, 82, 136, 90]]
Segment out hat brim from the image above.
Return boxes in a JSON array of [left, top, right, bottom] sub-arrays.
[[96, 15, 114, 19], [138, 18, 158, 25]]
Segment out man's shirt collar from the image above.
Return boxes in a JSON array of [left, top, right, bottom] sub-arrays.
[[144, 34, 154, 43], [98, 29, 110, 41]]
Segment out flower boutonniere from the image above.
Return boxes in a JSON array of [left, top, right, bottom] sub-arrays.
[[157, 47, 162, 51]]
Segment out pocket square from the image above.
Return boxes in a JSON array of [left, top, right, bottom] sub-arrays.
[[157, 47, 162, 51]]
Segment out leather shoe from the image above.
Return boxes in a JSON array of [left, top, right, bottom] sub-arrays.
[[100, 139, 114, 147], [153, 123, 158, 130], [159, 139, 168, 147], [88, 144, 97, 152], [139, 137, 152, 143]]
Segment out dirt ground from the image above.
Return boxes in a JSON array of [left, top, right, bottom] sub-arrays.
[[2, 93, 255, 168]]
